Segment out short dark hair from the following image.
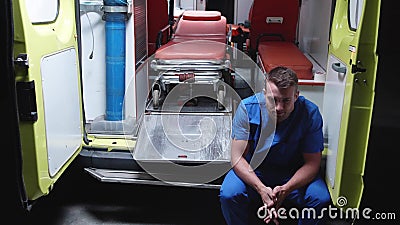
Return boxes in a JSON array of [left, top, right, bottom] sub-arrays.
[[266, 66, 298, 90]]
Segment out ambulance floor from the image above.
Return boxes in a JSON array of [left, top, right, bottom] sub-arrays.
[[14, 168, 353, 225], [14, 125, 399, 225]]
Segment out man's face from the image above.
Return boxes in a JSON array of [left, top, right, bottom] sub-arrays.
[[265, 81, 299, 123]]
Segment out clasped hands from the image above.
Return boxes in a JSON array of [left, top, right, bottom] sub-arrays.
[[258, 185, 289, 224]]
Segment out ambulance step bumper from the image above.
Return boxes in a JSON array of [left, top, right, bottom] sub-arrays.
[[84, 167, 222, 189]]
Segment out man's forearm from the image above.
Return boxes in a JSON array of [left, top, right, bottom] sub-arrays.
[[284, 152, 321, 192], [233, 157, 267, 193], [284, 164, 319, 192]]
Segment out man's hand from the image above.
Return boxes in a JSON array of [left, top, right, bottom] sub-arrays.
[[258, 204, 279, 224], [258, 187, 279, 224], [258, 185, 291, 224], [259, 186, 276, 208], [272, 185, 291, 209]]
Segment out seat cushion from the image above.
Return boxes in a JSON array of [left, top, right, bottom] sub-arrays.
[[258, 42, 313, 79]]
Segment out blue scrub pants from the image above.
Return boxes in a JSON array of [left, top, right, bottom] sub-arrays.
[[220, 169, 331, 225]]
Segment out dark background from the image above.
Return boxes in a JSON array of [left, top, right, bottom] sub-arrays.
[[358, 0, 400, 223], [206, 0, 235, 24]]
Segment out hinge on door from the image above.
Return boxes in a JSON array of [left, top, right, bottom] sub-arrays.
[[16, 81, 38, 122], [14, 53, 29, 78], [14, 53, 29, 68]]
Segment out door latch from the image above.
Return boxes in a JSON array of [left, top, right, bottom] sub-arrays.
[[351, 60, 366, 74]]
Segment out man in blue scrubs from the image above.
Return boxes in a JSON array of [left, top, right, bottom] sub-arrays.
[[220, 66, 331, 225]]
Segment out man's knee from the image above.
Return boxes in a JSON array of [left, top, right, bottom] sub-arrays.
[[305, 188, 331, 209], [305, 177, 331, 208], [319, 191, 332, 206], [220, 170, 248, 205], [219, 185, 247, 205]]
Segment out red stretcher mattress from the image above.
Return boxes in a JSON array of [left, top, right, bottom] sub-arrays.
[[154, 10, 227, 61], [154, 40, 227, 61]]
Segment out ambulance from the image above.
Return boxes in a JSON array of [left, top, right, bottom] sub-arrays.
[[3, 0, 382, 218]]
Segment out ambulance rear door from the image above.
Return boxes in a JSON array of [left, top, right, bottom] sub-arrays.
[[323, 0, 380, 209], [13, 0, 83, 205]]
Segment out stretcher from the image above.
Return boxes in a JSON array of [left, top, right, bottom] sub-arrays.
[[151, 10, 230, 71], [149, 10, 232, 110], [133, 10, 234, 179]]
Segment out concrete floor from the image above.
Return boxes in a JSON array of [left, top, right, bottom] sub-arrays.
[[17, 169, 227, 225]]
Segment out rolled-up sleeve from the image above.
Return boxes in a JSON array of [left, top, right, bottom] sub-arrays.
[[231, 101, 250, 140]]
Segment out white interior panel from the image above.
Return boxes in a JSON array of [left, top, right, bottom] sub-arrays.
[[80, 11, 106, 121], [133, 65, 148, 120], [234, 0, 253, 24], [298, 85, 324, 112], [124, 11, 136, 120], [41, 48, 82, 177], [298, 0, 332, 71], [177, 0, 195, 10], [196, 0, 206, 10], [323, 55, 347, 188]]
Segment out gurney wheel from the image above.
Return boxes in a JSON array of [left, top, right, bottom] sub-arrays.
[[153, 89, 160, 109], [217, 89, 225, 110]]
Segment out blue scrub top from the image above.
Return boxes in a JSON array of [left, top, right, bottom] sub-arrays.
[[231, 92, 324, 182]]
